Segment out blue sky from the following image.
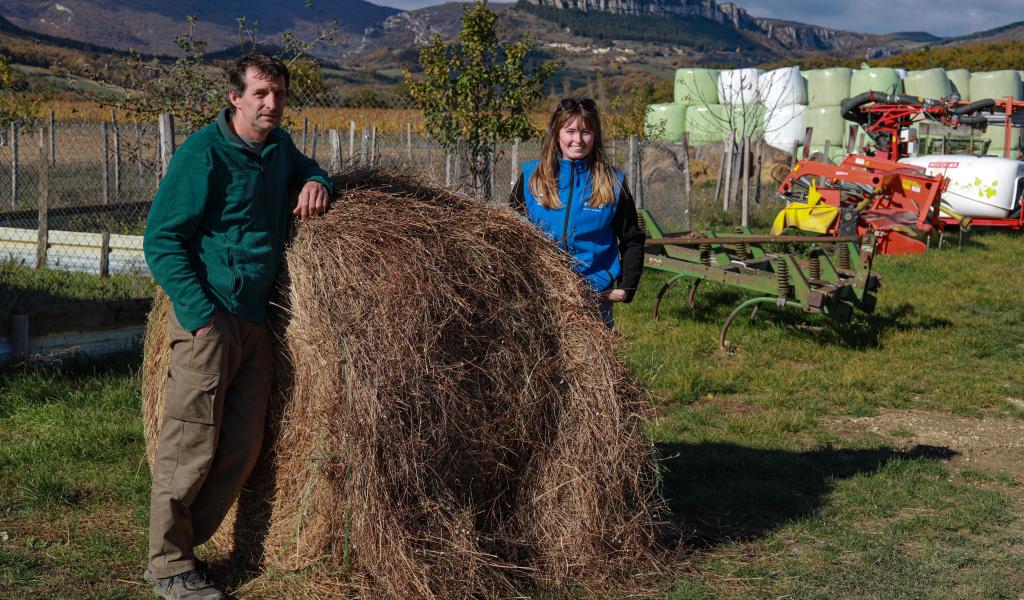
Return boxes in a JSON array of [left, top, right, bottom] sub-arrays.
[[368, 0, 1019, 38]]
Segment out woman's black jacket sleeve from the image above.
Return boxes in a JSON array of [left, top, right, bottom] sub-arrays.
[[509, 174, 646, 303]]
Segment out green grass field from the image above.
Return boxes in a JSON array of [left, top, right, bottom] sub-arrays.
[[2, 233, 1023, 598]]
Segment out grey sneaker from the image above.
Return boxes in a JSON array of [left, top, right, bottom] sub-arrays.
[[150, 569, 225, 600]]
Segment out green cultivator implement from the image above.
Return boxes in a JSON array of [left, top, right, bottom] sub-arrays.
[[640, 209, 881, 347]]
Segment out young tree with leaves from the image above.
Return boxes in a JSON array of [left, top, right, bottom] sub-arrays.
[[407, 0, 558, 200]]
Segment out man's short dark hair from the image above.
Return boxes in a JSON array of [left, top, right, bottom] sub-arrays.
[[226, 53, 290, 96]]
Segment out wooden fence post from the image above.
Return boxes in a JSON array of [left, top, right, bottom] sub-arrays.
[[302, 117, 309, 154], [454, 138, 464, 186], [721, 131, 733, 211], [622, 134, 630, 192], [741, 136, 750, 227], [635, 138, 644, 209], [11, 314, 29, 362], [714, 136, 726, 205], [445, 149, 452, 185], [730, 133, 743, 210], [101, 122, 110, 205], [371, 126, 378, 166], [802, 126, 813, 160], [349, 121, 356, 161], [10, 122, 18, 209], [406, 122, 413, 162], [364, 124, 372, 163], [48, 110, 56, 165], [823, 139, 832, 161], [846, 124, 857, 154], [158, 114, 176, 179], [36, 142, 48, 269], [310, 124, 319, 161], [681, 132, 692, 231], [509, 138, 519, 196], [99, 232, 111, 278], [753, 138, 763, 205], [112, 109, 121, 200], [328, 128, 342, 172]]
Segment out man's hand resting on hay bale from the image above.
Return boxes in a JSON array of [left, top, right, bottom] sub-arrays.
[[293, 181, 330, 218]]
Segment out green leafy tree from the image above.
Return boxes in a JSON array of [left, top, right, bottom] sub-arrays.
[[0, 54, 38, 129], [407, 0, 559, 200]]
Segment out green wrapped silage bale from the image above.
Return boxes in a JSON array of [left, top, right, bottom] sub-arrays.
[[969, 71, 1022, 102], [645, 103, 687, 142], [674, 68, 720, 105], [903, 68, 952, 100], [947, 69, 971, 101], [981, 124, 1022, 153], [806, 68, 852, 107], [850, 67, 902, 97], [684, 104, 724, 143], [804, 105, 847, 146]]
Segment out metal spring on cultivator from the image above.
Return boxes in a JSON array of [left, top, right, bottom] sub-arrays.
[[838, 243, 852, 270], [809, 253, 822, 281], [775, 258, 792, 298], [699, 243, 712, 266]]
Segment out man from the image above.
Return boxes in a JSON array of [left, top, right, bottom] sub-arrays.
[[142, 53, 331, 600]]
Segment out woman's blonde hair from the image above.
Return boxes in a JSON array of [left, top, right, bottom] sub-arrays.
[[529, 99, 617, 210]]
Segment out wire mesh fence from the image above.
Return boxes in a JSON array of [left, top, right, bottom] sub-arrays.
[[0, 101, 701, 310]]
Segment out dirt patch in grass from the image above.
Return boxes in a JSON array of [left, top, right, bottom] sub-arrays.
[[828, 409, 1024, 479]]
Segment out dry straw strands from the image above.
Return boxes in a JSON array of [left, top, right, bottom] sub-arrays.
[[142, 166, 663, 598]]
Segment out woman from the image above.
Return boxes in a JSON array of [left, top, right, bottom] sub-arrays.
[[511, 98, 645, 327]]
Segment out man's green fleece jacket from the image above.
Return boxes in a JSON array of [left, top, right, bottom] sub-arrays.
[[143, 109, 332, 332]]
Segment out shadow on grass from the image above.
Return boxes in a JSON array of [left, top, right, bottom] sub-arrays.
[[657, 441, 958, 551], [656, 288, 953, 350]]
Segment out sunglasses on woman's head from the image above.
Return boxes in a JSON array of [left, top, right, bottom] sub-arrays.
[[558, 98, 597, 112]]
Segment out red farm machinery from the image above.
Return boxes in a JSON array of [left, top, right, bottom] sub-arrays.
[[775, 93, 1024, 253]]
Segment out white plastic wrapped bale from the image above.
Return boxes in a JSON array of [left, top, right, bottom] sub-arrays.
[[795, 144, 848, 164], [804, 106, 847, 147], [684, 104, 724, 143], [947, 69, 971, 101], [758, 67, 807, 108], [645, 103, 687, 142], [850, 67, 902, 97], [903, 69, 952, 100], [717, 68, 763, 105], [674, 68, 720, 105], [764, 104, 807, 153], [806, 68, 852, 107], [980, 124, 1022, 154], [900, 155, 1024, 219]]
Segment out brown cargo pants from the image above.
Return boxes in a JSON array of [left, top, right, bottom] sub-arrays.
[[147, 305, 273, 579]]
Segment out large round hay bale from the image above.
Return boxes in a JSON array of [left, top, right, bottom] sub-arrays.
[[142, 167, 661, 598]]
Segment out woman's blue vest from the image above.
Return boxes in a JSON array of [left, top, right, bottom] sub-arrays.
[[522, 158, 625, 293]]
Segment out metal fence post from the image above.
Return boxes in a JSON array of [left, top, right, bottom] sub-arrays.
[[159, 114, 176, 179]]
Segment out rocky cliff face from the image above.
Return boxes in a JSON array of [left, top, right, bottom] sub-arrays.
[[521, 0, 882, 53]]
